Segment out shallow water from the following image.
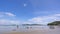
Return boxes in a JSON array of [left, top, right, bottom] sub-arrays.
[[0, 25, 60, 34]]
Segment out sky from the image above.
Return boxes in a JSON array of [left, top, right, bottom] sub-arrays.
[[0, 0, 60, 25]]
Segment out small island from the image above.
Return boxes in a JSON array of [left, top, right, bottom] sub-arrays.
[[22, 24, 44, 26], [47, 21, 60, 26]]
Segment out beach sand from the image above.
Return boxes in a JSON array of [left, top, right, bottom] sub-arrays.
[[2, 29, 60, 34], [1, 31, 46, 34]]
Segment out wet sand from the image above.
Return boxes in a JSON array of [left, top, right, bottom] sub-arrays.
[[0, 26, 60, 34], [2, 29, 60, 34]]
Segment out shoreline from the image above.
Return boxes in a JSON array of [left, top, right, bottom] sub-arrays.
[[2, 29, 60, 34]]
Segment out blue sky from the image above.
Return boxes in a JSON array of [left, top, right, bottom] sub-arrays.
[[0, 0, 60, 25]]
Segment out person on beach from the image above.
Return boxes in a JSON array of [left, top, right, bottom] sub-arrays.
[[17, 25, 19, 29]]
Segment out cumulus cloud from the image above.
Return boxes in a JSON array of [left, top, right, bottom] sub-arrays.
[[27, 14, 60, 24]]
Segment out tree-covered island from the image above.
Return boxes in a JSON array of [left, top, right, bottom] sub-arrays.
[[47, 21, 60, 26]]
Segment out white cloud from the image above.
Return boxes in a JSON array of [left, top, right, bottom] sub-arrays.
[[5, 12, 16, 17], [24, 3, 27, 7], [0, 12, 60, 25], [33, 10, 60, 16], [0, 12, 20, 25], [0, 12, 16, 17], [28, 17, 42, 23], [0, 19, 21, 25], [26, 14, 60, 24], [54, 14, 60, 16]]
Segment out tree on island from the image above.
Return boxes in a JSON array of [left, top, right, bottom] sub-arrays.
[[47, 21, 60, 25]]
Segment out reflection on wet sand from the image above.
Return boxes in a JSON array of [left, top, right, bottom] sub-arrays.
[[0, 25, 60, 34], [49, 26, 55, 29]]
